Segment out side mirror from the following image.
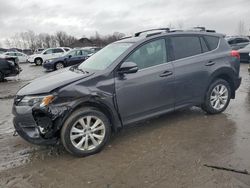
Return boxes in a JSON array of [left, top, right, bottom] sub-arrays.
[[118, 62, 138, 74], [68, 55, 72, 58]]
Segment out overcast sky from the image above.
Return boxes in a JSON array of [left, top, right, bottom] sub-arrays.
[[0, 0, 250, 46]]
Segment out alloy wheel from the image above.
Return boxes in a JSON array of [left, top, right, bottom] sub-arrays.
[[70, 116, 106, 151], [210, 84, 229, 110], [56, 63, 64, 70]]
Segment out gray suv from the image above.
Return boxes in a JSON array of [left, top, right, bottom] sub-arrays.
[[13, 28, 241, 157]]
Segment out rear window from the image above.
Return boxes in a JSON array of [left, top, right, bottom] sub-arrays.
[[171, 36, 202, 60], [204, 36, 219, 50]]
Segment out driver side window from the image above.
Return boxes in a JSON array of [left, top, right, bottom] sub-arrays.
[[125, 39, 167, 70], [43, 49, 53, 55]]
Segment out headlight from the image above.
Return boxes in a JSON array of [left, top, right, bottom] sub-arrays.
[[248, 53, 250, 57], [18, 95, 54, 107]]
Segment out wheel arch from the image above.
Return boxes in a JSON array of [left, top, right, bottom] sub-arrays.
[[208, 68, 236, 99], [54, 61, 65, 69], [61, 99, 122, 133], [34, 57, 43, 63]]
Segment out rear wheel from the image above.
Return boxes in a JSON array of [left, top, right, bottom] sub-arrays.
[[35, 58, 43, 66], [61, 107, 111, 157], [55, 62, 64, 70], [202, 79, 231, 114]]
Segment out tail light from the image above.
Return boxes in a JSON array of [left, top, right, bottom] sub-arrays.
[[230, 50, 240, 60]]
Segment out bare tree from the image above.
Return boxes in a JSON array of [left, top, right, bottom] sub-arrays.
[[55, 31, 77, 47], [237, 21, 247, 36]]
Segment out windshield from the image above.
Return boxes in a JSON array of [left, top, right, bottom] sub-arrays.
[[78, 42, 132, 71]]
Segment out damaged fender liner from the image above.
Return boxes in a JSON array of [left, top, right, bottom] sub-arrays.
[[32, 104, 72, 140]]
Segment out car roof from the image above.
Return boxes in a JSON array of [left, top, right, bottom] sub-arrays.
[[116, 31, 224, 44]]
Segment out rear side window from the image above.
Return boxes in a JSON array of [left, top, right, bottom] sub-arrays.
[[204, 36, 219, 50], [53, 48, 64, 53], [63, 48, 70, 52], [171, 36, 202, 60], [200, 37, 209, 52], [236, 38, 249, 43]]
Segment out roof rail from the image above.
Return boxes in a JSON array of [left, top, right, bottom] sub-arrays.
[[134, 28, 170, 37], [192, 27, 216, 33], [119, 36, 133, 40]]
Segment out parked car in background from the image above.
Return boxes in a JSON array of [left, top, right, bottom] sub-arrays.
[[238, 44, 250, 63], [0, 57, 22, 81], [43, 48, 94, 71], [34, 48, 44, 54], [226, 36, 250, 50], [83, 47, 102, 53], [28, 47, 71, 65], [0, 52, 28, 63], [13, 28, 241, 157]]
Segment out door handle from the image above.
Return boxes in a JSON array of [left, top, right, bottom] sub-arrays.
[[160, 71, 173, 77], [205, 61, 215, 66]]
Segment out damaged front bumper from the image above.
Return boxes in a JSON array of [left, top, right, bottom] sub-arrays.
[[13, 102, 71, 145]]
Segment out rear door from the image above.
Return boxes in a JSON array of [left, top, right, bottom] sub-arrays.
[[115, 38, 175, 125], [169, 35, 213, 108]]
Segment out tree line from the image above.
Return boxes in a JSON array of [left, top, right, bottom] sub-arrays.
[[4, 30, 125, 51]]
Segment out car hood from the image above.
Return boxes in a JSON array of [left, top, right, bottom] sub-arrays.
[[17, 68, 94, 96]]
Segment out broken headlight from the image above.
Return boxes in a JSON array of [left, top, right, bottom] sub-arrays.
[[18, 95, 54, 107]]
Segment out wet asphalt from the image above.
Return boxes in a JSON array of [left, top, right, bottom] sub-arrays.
[[0, 63, 250, 188]]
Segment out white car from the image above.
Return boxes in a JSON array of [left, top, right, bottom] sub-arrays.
[[28, 47, 71, 65], [0, 51, 28, 63]]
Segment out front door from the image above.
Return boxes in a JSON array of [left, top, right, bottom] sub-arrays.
[[115, 38, 175, 125]]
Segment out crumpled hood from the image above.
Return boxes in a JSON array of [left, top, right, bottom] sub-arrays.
[[17, 68, 94, 96]]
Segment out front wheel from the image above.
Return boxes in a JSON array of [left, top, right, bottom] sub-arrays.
[[61, 107, 111, 157], [55, 62, 64, 70], [34, 58, 43, 66], [202, 79, 231, 114]]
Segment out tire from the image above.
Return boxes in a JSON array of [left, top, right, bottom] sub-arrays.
[[34, 58, 43, 66], [55, 62, 64, 70], [202, 79, 231, 114], [61, 107, 111, 157], [0, 71, 4, 82]]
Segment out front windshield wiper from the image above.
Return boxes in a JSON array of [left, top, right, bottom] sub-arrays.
[[70, 66, 89, 74]]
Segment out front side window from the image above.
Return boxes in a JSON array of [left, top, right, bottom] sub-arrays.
[[67, 50, 77, 57], [125, 39, 167, 69], [43, 49, 53, 55], [78, 42, 132, 71], [171, 36, 202, 60], [76, 50, 82, 56]]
